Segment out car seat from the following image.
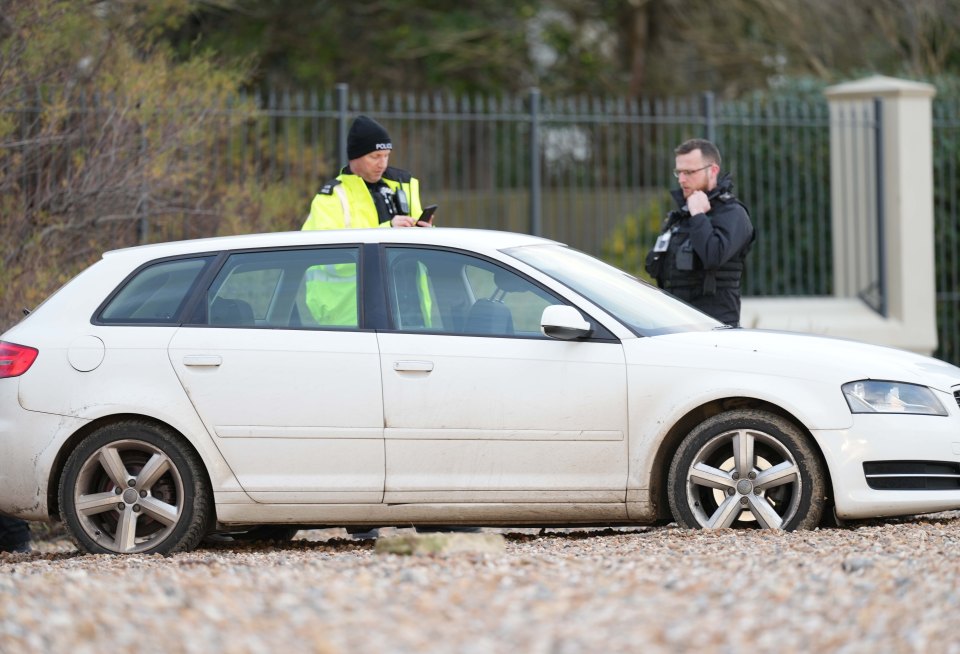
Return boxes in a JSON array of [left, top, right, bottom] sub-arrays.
[[209, 297, 256, 326], [465, 269, 521, 335]]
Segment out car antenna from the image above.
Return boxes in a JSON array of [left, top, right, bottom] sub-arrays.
[[22, 308, 30, 315]]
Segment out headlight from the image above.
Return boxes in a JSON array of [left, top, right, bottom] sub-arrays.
[[842, 380, 948, 416]]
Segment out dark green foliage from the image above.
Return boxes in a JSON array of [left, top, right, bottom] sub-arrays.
[[163, 1, 537, 95]]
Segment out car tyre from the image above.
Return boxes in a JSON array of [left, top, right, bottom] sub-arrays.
[[667, 409, 825, 531], [59, 420, 212, 554]]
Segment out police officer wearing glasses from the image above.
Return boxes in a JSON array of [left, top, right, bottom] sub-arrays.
[[645, 138, 755, 327]]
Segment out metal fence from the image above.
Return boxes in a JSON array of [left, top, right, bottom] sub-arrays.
[[933, 99, 960, 365], [181, 86, 960, 364], [8, 85, 960, 364], [249, 85, 841, 295]]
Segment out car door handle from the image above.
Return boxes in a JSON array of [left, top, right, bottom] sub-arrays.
[[183, 355, 223, 367], [393, 360, 434, 372]]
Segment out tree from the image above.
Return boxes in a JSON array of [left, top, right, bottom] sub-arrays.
[[163, 0, 539, 94], [0, 0, 249, 327], [157, 1, 960, 98]]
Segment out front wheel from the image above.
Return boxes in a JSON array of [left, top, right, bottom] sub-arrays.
[[667, 409, 826, 531], [59, 420, 212, 554]]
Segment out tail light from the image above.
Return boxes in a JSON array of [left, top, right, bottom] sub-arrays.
[[0, 341, 39, 378]]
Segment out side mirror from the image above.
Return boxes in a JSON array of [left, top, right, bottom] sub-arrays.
[[541, 305, 592, 340]]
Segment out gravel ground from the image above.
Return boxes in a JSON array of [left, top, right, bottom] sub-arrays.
[[3, 514, 960, 654]]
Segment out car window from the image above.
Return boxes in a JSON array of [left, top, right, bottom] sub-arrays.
[[385, 247, 561, 337], [191, 248, 360, 329], [506, 243, 720, 336], [99, 257, 213, 324]]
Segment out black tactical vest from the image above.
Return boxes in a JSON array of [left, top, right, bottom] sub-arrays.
[[645, 182, 753, 299]]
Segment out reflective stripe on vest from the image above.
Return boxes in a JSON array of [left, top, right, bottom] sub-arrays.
[[333, 184, 352, 228]]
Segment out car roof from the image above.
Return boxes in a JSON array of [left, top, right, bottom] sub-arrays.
[[102, 228, 562, 262]]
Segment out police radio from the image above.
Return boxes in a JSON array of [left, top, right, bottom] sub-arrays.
[[379, 187, 410, 216]]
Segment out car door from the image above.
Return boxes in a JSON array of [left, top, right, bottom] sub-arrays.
[[378, 246, 628, 504], [168, 246, 384, 503]]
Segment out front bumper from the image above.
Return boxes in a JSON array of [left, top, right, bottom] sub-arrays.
[[813, 411, 960, 520]]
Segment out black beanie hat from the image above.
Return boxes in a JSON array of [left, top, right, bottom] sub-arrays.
[[347, 115, 392, 160]]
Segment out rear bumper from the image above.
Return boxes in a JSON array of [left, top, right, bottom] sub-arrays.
[[0, 381, 89, 520]]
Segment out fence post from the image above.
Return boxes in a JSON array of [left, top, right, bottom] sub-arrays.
[[873, 97, 886, 317], [137, 124, 148, 244], [336, 83, 348, 169], [703, 91, 716, 143], [529, 87, 542, 237]]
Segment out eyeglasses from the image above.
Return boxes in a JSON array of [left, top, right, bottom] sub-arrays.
[[673, 164, 713, 179]]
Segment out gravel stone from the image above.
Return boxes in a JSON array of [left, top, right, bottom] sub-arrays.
[[374, 532, 506, 555], [3, 514, 960, 653]]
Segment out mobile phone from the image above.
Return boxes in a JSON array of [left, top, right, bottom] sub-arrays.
[[417, 204, 438, 226]]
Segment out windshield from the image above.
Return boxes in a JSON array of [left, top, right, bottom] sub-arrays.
[[505, 244, 721, 336]]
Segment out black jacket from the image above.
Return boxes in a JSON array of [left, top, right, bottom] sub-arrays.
[[645, 174, 754, 326]]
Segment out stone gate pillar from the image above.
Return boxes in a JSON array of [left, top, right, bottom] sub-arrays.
[[825, 75, 937, 339]]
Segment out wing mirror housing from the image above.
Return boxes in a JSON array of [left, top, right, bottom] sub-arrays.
[[541, 305, 592, 340]]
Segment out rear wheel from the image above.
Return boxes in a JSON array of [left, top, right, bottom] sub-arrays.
[[59, 420, 211, 554], [667, 409, 826, 531]]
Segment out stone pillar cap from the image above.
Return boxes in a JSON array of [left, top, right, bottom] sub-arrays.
[[825, 75, 936, 100]]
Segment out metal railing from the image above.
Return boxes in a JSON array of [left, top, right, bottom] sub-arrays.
[[20, 85, 960, 362], [248, 85, 843, 298], [933, 98, 960, 365]]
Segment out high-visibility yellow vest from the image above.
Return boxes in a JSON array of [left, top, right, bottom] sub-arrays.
[[301, 167, 431, 327], [303, 167, 422, 230], [303, 263, 358, 327]]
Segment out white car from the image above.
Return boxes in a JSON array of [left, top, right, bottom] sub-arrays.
[[2, 228, 960, 554]]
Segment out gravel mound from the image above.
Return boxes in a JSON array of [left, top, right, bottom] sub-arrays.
[[3, 514, 960, 653]]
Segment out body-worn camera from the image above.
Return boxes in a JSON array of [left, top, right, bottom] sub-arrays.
[[379, 186, 410, 216]]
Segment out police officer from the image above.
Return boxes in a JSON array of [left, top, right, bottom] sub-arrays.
[[302, 114, 433, 230], [301, 117, 436, 539], [300, 115, 436, 327], [645, 138, 754, 326]]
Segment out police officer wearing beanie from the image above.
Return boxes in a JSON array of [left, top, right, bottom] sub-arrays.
[[302, 115, 432, 230], [645, 138, 754, 326]]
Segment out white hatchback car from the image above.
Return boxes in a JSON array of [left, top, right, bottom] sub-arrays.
[[2, 228, 960, 554]]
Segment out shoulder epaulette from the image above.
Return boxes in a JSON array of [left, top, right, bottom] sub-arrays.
[[317, 179, 342, 196]]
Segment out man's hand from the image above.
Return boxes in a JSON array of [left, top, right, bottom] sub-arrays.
[[390, 215, 417, 227], [686, 190, 711, 216]]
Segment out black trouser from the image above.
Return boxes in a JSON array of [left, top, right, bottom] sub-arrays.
[[0, 515, 31, 548]]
